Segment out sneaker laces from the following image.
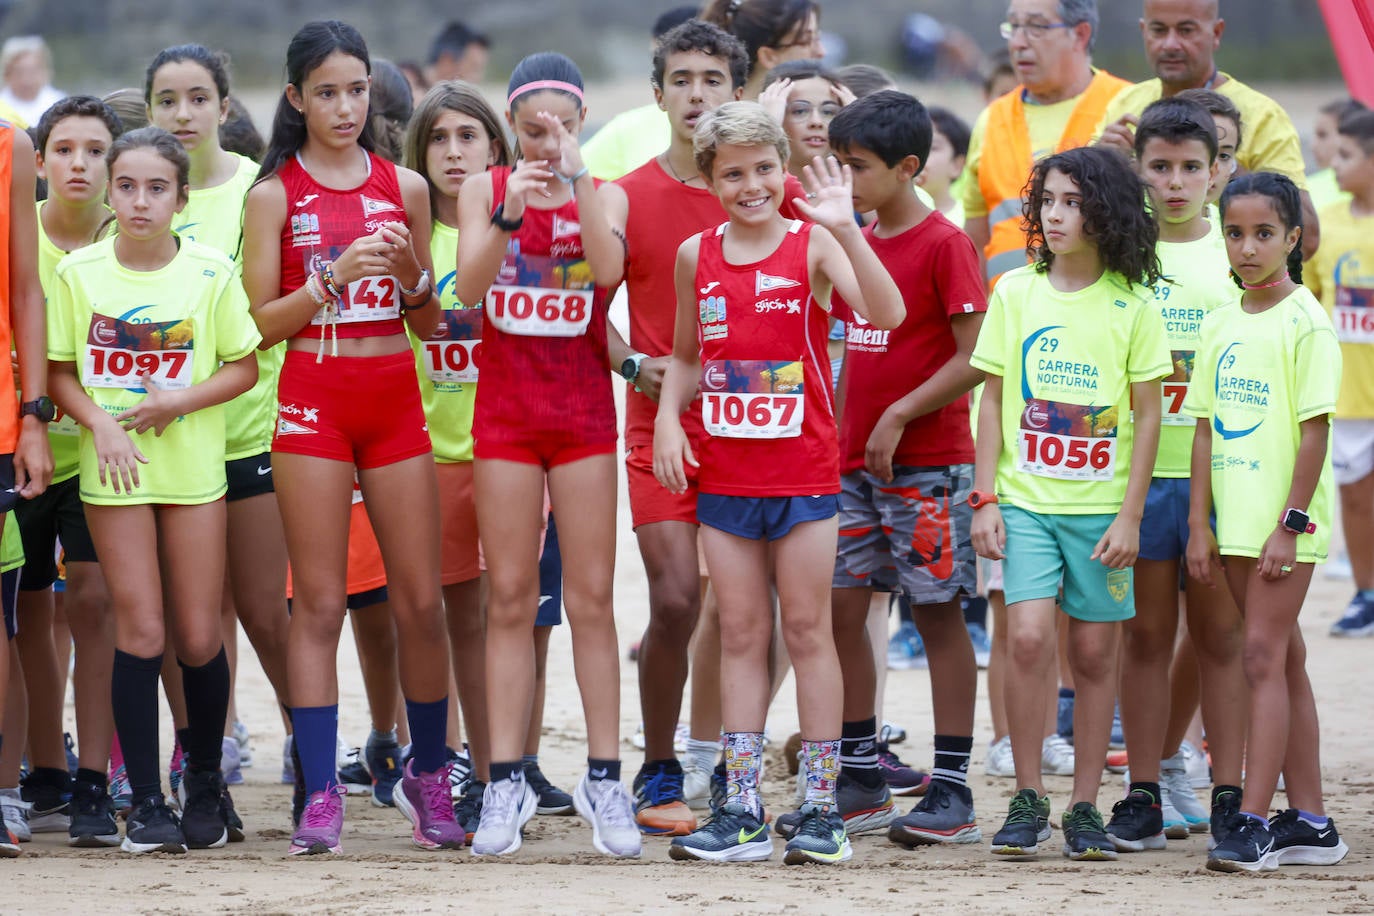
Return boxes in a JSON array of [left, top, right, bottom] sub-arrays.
[[593, 781, 637, 830], [915, 779, 952, 813], [421, 768, 457, 822], [643, 767, 684, 804], [1065, 804, 1106, 834], [484, 776, 524, 823], [796, 805, 837, 840], [300, 785, 345, 829], [1004, 791, 1039, 826]]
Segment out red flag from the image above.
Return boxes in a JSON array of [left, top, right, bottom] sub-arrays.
[[1319, 0, 1374, 105]]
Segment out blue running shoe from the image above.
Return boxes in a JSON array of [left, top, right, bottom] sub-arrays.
[[1330, 592, 1374, 637], [887, 620, 926, 670], [366, 738, 404, 808], [669, 803, 773, 862], [633, 761, 695, 835]]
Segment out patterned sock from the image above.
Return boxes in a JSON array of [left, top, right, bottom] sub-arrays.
[[840, 718, 881, 787], [932, 734, 974, 787], [722, 732, 765, 819], [802, 738, 841, 809]]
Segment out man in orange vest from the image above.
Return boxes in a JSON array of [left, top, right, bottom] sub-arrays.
[[962, 0, 1129, 290]]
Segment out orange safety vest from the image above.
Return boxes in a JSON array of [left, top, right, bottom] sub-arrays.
[[977, 70, 1129, 291]]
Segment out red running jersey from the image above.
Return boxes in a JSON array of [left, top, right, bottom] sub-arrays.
[[694, 219, 838, 497]]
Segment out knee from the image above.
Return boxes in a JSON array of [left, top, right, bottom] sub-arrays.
[[1008, 628, 1052, 671], [1122, 619, 1173, 662], [646, 582, 701, 642], [780, 617, 827, 661], [1241, 638, 1283, 684], [117, 611, 165, 657], [291, 598, 348, 643]]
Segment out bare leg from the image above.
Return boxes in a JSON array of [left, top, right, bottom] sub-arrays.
[[1066, 618, 1119, 806], [1004, 598, 1057, 793], [634, 520, 701, 763], [445, 578, 487, 779]]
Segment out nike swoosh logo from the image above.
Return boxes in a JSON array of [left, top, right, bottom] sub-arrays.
[[1317, 829, 1333, 839], [256, 465, 271, 476], [539, 596, 552, 606], [699, 281, 720, 295], [737, 825, 766, 843], [590, 768, 608, 779]]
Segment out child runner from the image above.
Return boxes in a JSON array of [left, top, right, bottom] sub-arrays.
[[1313, 108, 1374, 638], [20, 97, 121, 847], [145, 43, 292, 789], [1307, 98, 1364, 213], [241, 20, 457, 856], [970, 146, 1170, 862], [796, 89, 986, 849], [656, 102, 904, 865], [757, 60, 853, 180], [47, 126, 259, 853], [454, 52, 638, 859], [1105, 96, 1246, 854], [918, 106, 970, 226], [1186, 171, 1350, 872]]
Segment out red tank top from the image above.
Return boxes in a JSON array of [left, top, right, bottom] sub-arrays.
[[694, 220, 838, 497], [278, 151, 407, 342], [471, 166, 614, 444]]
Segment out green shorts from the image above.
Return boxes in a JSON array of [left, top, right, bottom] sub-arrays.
[[1001, 505, 1134, 623]]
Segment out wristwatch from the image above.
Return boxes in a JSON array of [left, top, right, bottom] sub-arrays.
[[620, 353, 648, 383], [490, 203, 524, 232], [968, 490, 998, 510], [1279, 507, 1316, 535], [20, 396, 55, 423]]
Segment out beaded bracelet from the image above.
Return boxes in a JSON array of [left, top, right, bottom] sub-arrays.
[[304, 270, 327, 306], [321, 263, 344, 300]]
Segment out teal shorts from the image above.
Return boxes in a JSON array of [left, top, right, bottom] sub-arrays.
[[1001, 505, 1135, 622]]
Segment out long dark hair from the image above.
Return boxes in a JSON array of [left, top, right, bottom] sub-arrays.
[[701, 0, 819, 73], [257, 20, 377, 181], [1219, 171, 1304, 288], [145, 44, 230, 106], [1023, 146, 1161, 288]]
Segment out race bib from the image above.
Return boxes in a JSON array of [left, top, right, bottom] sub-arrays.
[[422, 309, 484, 383], [701, 359, 804, 439], [83, 314, 194, 391], [311, 276, 401, 326], [485, 285, 591, 337], [1334, 285, 1374, 343], [1017, 398, 1117, 480], [1161, 350, 1194, 427]]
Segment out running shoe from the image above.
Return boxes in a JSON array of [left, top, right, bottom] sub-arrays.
[[167, 740, 186, 809], [888, 778, 981, 846], [877, 742, 929, 797], [633, 761, 696, 836], [985, 736, 1015, 779], [20, 769, 71, 833], [880, 722, 907, 746], [221, 736, 243, 786], [1161, 793, 1190, 840], [668, 803, 772, 863], [629, 723, 690, 754], [366, 736, 404, 807], [1104, 749, 1129, 774], [1105, 791, 1166, 852], [220, 786, 245, 843], [574, 775, 642, 858], [448, 747, 472, 800], [682, 760, 713, 811], [783, 804, 851, 865], [990, 788, 1051, 857], [708, 762, 728, 815], [1109, 705, 1125, 750], [1063, 801, 1117, 860], [289, 785, 346, 856], [109, 760, 132, 815], [0, 805, 17, 858], [394, 760, 465, 850], [1056, 690, 1074, 744], [280, 735, 296, 785], [1209, 790, 1241, 851], [470, 774, 537, 857], [68, 779, 120, 848], [337, 745, 373, 796], [1041, 735, 1075, 777], [776, 775, 896, 839], [966, 621, 992, 669], [0, 789, 29, 843], [524, 761, 574, 815], [231, 720, 253, 769], [455, 780, 484, 844], [1268, 809, 1350, 866], [1207, 814, 1277, 872], [122, 795, 186, 855], [1161, 750, 1208, 834], [1180, 739, 1211, 789], [64, 732, 80, 777], [887, 621, 926, 670], [179, 769, 230, 850], [1330, 591, 1374, 637]]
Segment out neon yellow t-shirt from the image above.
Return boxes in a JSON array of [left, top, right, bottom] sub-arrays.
[[1184, 288, 1340, 561], [410, 220, 477, 463], [1307, 168, 1348, 213], [48, 237, 262, 506], [1095, 75, 1308, 190], [36, 200, 104, 483], [1308, 202, 1374, 418], [582, 104, 671, 182], [962, 96, 1080, 219], [1150, 231, 1240, 476], [0, 511, 23, 573], [970, 265, 1171, 514]]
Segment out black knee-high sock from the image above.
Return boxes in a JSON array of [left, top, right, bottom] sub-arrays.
[[112, 650, 163, 806], [179, 647, 230, 774]]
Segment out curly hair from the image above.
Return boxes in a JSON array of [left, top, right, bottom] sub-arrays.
[[1022, 146, 1161, 288], [1219, 171, 1304, 287]]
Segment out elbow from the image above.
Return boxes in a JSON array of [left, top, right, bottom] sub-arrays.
[[873, 301, 906, 331]]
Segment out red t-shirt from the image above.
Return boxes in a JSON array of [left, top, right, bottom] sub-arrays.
[[833, 212, 985, 472], [472, 166, 615, 447], [616, 159, 807, 449], [694, 219, 838, 496], [278, 152, 407, 341]]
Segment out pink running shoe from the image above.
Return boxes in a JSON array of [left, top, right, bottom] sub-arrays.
[[394, 760, 465, 850], [290, 785, 346, 856]]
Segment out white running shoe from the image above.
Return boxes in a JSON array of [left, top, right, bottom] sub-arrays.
[[1041, 735, 1076, 777], [1162, 751, 1209, 833], [985, 735, 1015, 778], [231, 720, 253, 769], [1180, 740, 1211, 790], [574, 775, 642, 858], [471, 774, 536, 856], [0, 788, 30, 843]]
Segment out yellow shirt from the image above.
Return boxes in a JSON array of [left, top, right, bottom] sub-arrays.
[[1307, 168, 1348, 213], [582, 104, 671, 182], [962, 94, 1080, 219], [1095, 74, 1308, 190], [1308, 202, 1374, 417], [410, 220, 478, 462]]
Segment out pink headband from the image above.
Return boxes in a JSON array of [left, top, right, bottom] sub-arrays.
[[508, 79, 584, 108]]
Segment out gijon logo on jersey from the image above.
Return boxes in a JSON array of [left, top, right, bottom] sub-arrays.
[[755, 298, 801, 314]]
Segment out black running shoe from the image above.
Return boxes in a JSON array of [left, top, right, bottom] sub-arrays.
[[455, 780, 484, 844], [524, 761, 574, 815], [1209, 790, 1242, 851], [220, 786, 245, 843], [179, 769, 229, 850], [1268, 809, 1349, 866], [366, 738, 404, 807], [1062, 801, 1117, 861], [1207, 814, 1276, 872], [1105, 791, 1166, 852], [122, 795, 186, 854], [68, 779, 120, 848], [990, 788, 1051, 857], [888, 778, 982, 846]]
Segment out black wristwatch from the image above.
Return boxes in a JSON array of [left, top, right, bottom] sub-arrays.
[[20, 395, 55, 423], [490, 203, 524, 232], [620, 353, 648, 383]]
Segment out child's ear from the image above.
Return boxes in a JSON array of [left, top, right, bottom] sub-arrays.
[[1286, 224, 1302, 252], [899, 154, 922, 182], [950, 154, 966, 178]]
